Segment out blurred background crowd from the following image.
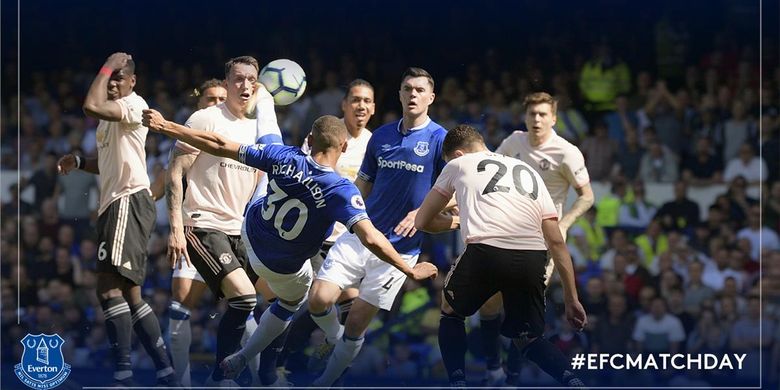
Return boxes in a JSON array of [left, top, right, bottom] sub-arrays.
[[1, 0, 778, 387]]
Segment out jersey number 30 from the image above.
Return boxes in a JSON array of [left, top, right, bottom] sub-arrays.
[[261, 179, 309, 240], [477, 159, 538, 200]]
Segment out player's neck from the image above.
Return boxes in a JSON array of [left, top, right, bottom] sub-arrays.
[[401, 114, 428, 133], [311, 150, 339, 169], [225, 100, 247, 120], [346, 122, 362, 139], [528, 129, 553, 146]]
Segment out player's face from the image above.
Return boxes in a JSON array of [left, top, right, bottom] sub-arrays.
[[225, 63, 258, 109], [524, 103, 556, 137], [107, 68, 135, 100], [197, 86, 227, 109], [342, 85, 375, 130], [399, 77, 435, 117]]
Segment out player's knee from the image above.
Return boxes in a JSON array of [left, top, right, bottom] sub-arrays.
[[97, 288, 122, 302], [269, 299, 301, 321], [227, 294, 258, 313], [478, 294, 503, 316]]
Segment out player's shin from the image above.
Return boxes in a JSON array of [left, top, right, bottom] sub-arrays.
[[312, 335, 364, 387], [439, 311, 468, 386], [242, 311, 260, 385], [258, 325, 291, 385], [169, 301, 192, 386], [101, 297, 133, 381], [310, 305, 344, 343], [212, 294, 257, 381], [130, 302, 175, 379], [239, 300, 300, 362], [520, 337, 584, 387]]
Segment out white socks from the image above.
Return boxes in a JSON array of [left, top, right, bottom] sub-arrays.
[[310, 306, 344, 343]]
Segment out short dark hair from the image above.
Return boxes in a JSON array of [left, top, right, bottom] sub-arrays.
[[310, 115, 347, 151], [442, 124, 484, 156], [193, 78, 223, 97], [523, 92, 557, 115], [224, 56, 259, 78], [344, 79, 374, 100], [401, 67, 434, 90], [123, 59, 136, 75]]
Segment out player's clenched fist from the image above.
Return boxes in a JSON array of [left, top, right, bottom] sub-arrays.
[[408, 262, 438, 281], [142, 109, 168, 131], [57, 154, 78, 175]]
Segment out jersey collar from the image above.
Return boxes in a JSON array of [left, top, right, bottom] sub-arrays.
[[397, 117, 431, 134], [305, 155, 335, 172]]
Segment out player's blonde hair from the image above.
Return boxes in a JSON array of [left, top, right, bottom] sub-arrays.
[[523, 92, 558, 115], [310, 115, 347, 151]]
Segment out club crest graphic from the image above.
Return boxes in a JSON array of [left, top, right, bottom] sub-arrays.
[[15, 334, 71, 389], [413, 141, 430, 157]]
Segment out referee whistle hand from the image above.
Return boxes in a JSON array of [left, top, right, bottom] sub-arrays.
[[565, 301, 588, 332], [409, 262, 438, 281]]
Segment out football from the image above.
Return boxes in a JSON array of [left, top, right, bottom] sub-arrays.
[[259, 59, 307, 106]]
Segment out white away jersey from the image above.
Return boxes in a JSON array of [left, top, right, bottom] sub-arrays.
[[302, 124, 371, 242], [495, 131, 590, 218], [433, 151, 558, 251], [177, 104, 261, 235], [96, 92, 151, 216]]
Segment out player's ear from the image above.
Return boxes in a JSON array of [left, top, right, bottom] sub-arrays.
[[341, 139, 348, 153], [130, 74, 136, 88], [550, 111, 557, 127], [307, 133, 314, 149], [428, 92, 436, 105]]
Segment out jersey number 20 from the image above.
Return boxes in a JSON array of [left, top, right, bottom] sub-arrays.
[[261, 179, 309, 240], [477, 159, 538, 200]]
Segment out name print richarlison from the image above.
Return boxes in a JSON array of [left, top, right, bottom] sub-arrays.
[[271, 163, 327, 208]]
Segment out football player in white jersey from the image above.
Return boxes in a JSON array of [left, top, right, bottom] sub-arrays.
[[57, 52, 178, 386], [482, 92, 594, 384], [415, 124, 587, 388], [159, 56, 281, 386]]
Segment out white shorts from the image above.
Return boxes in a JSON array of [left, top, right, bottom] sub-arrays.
[[242, 228, 312, 302], [172, 258, 206, 283], [316, 233, 418, 311]]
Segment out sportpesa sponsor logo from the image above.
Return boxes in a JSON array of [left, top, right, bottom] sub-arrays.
[[220, 161, 257, 172], [377, 157, 424, 173]]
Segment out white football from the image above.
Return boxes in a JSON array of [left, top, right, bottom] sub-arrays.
[[259, 59, 307, 106]]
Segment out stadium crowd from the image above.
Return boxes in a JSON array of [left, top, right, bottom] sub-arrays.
[[2, 2, 779, 387]]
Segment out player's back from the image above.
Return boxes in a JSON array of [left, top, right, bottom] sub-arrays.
[[239, 144, 368, 273], [433, 151, 558, 251]]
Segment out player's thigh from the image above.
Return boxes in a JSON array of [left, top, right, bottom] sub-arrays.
[[254, 277, 277, 303], [308, 278, 343, 313], [184, 227, 246, 299], [442, 244, 499, 318], [339, 287, 359, 302], [251, 258, 312, 304], [172, 261, 208, 306], [359, 253, 417, 311], [315, 234, 367, 296], [478, 293, 504, 317], [500, 249, 548, 339], [96, 191, 155, 288]]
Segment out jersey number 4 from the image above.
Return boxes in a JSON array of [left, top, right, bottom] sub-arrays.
[[477, 159, 538, 200], [261, 179, 309, 240]]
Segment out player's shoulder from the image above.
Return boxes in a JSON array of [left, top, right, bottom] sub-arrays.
[[121, 91, 149, 109], [550, 133, 585, 158], [187, 104, 222, 123], [373, 120, 400, 135]]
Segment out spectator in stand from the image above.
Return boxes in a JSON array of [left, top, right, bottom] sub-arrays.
[[613, 129, 644, 179], [604, 95, 638, 149], [765, 181, 780, 233], [313, 70, 345, 118], [599, 229, 631, 271], [702, 248, 745, 291], [596, 179, 627, 228], [722, 176, 758, 224], [643, 80, 683, 155], [681, 136, 723, 185], [730, 295, 773, 382], [21, 152, 60, 208], [760, 113, 779, 182], [618, 181, 656, 228], [634, 219, 669, 270], [638, 140, 678, 183], [722, 99, 757, 162], [655, 180, 700, 231], [683, 260, 715, 314], [580, 120, 618, 181], [579, 42, 631, 121], [723, 143, 768, 185], [2, 183, 33, 216], [554, 93, 589, 143], [737, 206, 780, 262], [632, 297, 686, 354]]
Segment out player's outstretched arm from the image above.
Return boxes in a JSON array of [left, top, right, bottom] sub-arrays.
[[542, 218, 587, 331], [414, 190, 460, 233], [559, 183, 594, 233], [83, 52, 131, 121], [142, 109, 241, 160], [352, 219, 438, 281]]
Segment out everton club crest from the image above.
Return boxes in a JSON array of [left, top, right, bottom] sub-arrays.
[[413, 141, 430, 157], [15, 334, 71, 389]]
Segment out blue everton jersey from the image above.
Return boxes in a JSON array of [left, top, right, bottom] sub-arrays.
[[238, 144, 369, 273], [357, 118, 447, 255]]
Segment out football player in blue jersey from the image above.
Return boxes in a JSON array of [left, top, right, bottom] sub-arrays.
[[141, 112, 439, 380], [306, 68, 458, 387]]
